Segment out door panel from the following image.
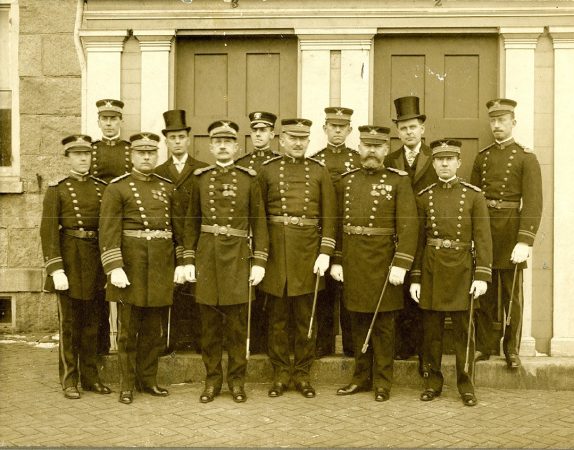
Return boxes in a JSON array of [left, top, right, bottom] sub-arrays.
[[176, 36, 297, 164]]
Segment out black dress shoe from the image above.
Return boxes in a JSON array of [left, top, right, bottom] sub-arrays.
[[295, 381, 316, 398], [461, 392, 477, 407], [343, 350, 355, 357], [374, 387, 390, 402], [231, 386, 247, 403], [63, 386, 81, 400], [506, 353, 521, 369], [199, 385, 220, 403], [119, 390, 133, 404], [474, 350, 490, 362], [420, 388, 441, 402], [315, 347, 333, 359], [336, 383, 370, 396], [141, 385, 169, 397], [83, 382, 112, 395], [268, 382, 286, 398]]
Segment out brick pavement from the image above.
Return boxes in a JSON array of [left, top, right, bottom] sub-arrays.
[[1, 339, 574, 448]]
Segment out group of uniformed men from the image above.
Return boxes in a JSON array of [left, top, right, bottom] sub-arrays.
[[40, 94, 542, 408]]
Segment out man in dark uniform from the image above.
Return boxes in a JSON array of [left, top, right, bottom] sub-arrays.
[[410, 139, 492, 407], [258, 118, 337, 398], [182, 120, 269, 403], [40, 134, 111, 399], [155, 109, 208, 352], [384, 96, 437, 364], [234, 111, 279, 354], [311, 107, 360, 358], [331, 125, 418, 402], [99, 132, 182, 405], [91, 98, 132, 355], [472, 99, 543, 369]]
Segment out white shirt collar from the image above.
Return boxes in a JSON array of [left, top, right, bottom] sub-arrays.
[[404, 142, 422, 154], [172, 153, 188, 165], [495, 136, 514, 145], [216, 160, 234, 168], [439, 175, 457, 184]]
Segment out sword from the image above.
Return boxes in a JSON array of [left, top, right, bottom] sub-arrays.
[[464, 289, 476, 374], [500, 264, 519, 355], [307, 272, 321, 339], [362, 264, 392, 354], [246, 280, 253, 360]]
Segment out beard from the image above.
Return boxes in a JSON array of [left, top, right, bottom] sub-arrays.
[[361, 155, 384, 170]]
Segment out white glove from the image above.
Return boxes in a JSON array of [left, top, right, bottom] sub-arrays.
[[388, 266, 407, 286], [410, 283, 421, 303], [174, 265, 186, 284], [469, 280, 488, 299], [511, 242, 530, 264], [313, 253, 330, 276], [249, 265, 266, 286], [330, 264, 344, 282], [110, 268, 130, 289], [51, 270, 69, 291], [184, 264, 196, 283]]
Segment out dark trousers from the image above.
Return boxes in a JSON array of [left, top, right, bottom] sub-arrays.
[[56, 293, 101, 389], [394, 281, 423, 359], [267, 291, 316, 384], [167, 282, 201, 352], [199, 303, 247, 389], [249, 288, 268, 354], [96, 290, 110, 354], [475, 268, 523, 356], [117, 303, 166, 391], [422, 309, 474, 395], [350, 311, 395, 390]]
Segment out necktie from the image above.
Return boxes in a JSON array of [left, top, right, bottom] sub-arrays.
[[175, 162, 184, 173], [406, 149, 417, 167]]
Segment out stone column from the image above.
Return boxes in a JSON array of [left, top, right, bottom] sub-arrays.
[[549, 27, 574, 356], [500, 27, 543, 356]]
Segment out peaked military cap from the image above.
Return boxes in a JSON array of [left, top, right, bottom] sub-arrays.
[[162, 109, 191, 135], [393, 96, 426, 123], [430, 139, 462, 157], [486, 98, 517, 117], [62, 134, 93, 154], [208, 120, 239, 139], [249, 111, 277, 129], [324, 107, 354, 125], [281, 118, 312, 136], [96, 98, 124, 116], [358, 125, 390, 144], [130, 132, 160, 150]]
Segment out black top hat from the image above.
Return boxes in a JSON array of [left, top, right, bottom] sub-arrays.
[[162, 110, 191, 136], [393, 96, 426, 123]]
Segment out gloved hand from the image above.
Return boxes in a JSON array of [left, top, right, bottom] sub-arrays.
[[510, 242, 530, 264], [173, 265, 186, 284], [410, 283, 421, 303], [184, 264, 196, 283], [330, 264, 344, 282], [313, 253, 330, 276], [469, 280, 488, 298], [249, 265, 266, 286], [51, 270, 69, 291], [388, 266, 407, 286], [110, 268, 130, 289]]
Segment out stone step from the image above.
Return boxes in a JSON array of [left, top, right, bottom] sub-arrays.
[[99, 352, 574, 391]]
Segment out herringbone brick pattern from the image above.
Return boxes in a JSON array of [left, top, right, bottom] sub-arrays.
[[1, 341, 574, 448]]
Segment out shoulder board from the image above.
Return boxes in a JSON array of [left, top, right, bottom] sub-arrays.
[[386, 167, 408, 176], [47, 176, 67, 187], [262, 156, 282, 166], [417, 183, 437, 196], [152, 173, 173, 183], [193, 165, 215, 176], [341, 168, 360, 178], [308, 148, 325, 158], [460, 180, 482, 192], [307, 157, 325, 166], [89, 175, 108, 185], [109, 173, 130, 184], [515, 141, 534, 153], [235, 165, 257, 177], [479, 143, 495, 153]]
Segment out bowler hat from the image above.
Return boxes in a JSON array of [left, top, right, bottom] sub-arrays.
[[162, 110, 191, 136]]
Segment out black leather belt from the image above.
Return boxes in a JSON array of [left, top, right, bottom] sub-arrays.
[[343, 225, 395, 236], [62, 229, 98, 239], [427, 238, 471, 249], [486, 199, 520, 209]]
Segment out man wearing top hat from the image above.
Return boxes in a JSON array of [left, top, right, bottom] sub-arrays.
[[155, 109, 208, 352], [384, 96, 437, 365], [472, 98, 542, 369], [257, 118, 337, 399], [40, 135, 111, 400], [92, 98, 132, 355], [312, 106, 360, 358], [182, 120, 269, 404], [234, 111, 279, 354], [331, 125, 418, 402], [99, 132, 183, 405], [410, 139, 492, 407]]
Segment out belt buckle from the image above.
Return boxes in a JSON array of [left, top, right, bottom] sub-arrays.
[[442, 239, 452, 249], [354, 226, 363, 235], [290, 217, 300, 225], [488, 199, 498, 208], [218, 225, 228, 235]]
